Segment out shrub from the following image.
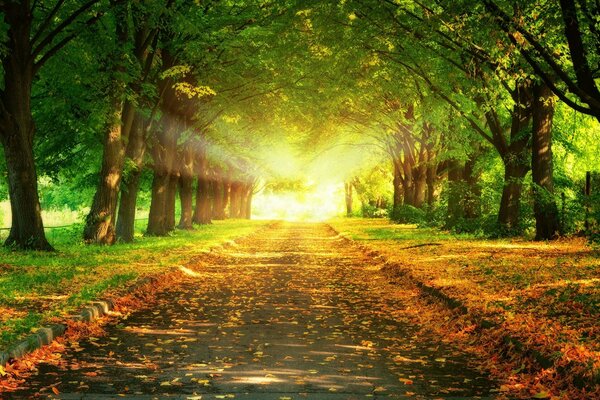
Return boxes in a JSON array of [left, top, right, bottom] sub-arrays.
[[390, 204, 426, 224]]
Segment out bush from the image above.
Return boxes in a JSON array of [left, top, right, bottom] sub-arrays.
[[361, 204, 388, 218], [390, 204, 426, 224]]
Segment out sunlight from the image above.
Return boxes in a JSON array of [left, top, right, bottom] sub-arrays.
[[252, 183, 345, 221]]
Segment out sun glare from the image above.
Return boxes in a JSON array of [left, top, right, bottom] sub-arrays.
[[253, 183, 345, 222]]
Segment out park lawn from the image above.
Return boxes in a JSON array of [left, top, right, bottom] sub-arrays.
[[0, 219, 270, 348], [329, 218, 600, 393]]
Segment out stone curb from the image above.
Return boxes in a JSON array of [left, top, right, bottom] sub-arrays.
[[326, 223, 595, 387], [0, 221, 278, 368]]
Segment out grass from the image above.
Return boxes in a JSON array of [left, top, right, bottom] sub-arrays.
[[0, 219, 270, 348], [329, 217, 600, 393]]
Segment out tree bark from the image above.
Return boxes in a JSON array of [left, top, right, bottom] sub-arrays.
[[344, 181, 353, 216], [115, 168, 142, 242], [426, 163, 437, 207], [178, 145, 194, 230], [412, 165, 427, 208], [192, 152, 212, 225], [164, 173, 178, 232], [446, 159, 463, 228], [244, 184, 253, 219], [211, 176, 225, 220], [221, 177, 231, 219], [229, 180, 243, 218], [0, 3, 52, 250], [116, 114, 147, 242], [147, 170, 169, 236], [392, 160, 403, 215], [532, 83, 560, 240], [497, 81, 533, 232], [147, 117, 179, 236], [498, 160, 529, 230], [83, 1, 131, 244]]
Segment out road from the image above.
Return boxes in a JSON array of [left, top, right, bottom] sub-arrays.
[[9, 223, 494, 399]]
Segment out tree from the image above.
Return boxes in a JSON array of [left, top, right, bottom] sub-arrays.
[[0, 0, 103, 250]]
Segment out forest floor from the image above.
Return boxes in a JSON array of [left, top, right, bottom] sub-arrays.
[[3, 222, 495, 399], [329, 218, 600, 399], [0, 220, 270, 349]]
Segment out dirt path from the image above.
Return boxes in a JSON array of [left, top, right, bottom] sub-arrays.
[[9, 223, 495, 399]]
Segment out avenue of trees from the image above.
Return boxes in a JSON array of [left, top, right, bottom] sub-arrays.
[[0, 0, 598, 250]]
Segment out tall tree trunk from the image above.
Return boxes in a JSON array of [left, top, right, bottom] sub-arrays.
[[192, 153, 212, 225], [497, 80, 533, 232], [178, 145, 194, 230], [392, 160, 403, 215], [115, 168, 142, 242], [229, 180, 243, 218], [426, 163, 437, 207], [116, 114, 147, 242], [84, 3, 131, 244], [164, 174, 178, 231], [0, 5, 52, 250], [402, 178, 415, 207], [446, 159, 463, 228], [344, 181, 353, 216], [412, 166, 427, 208], [221, 178, 231, 219], [212, 176, 225, 220], [147, 117, 178, 235], [147, 170, 169, 236], [532, 83, 560, 240], [244, 185, 253, 219], [498, 159, 529, 230]]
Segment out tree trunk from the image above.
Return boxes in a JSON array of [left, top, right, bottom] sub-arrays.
[[497, 80, 533, 232], [344, 181, 353, 216], [221, 178, 231, 219], [532, 83, 560, 240], [165, 174, 178, 232], [193, 175, 212, 224], [446, 159, 463, 228], [212, 177, 225, 220], [426, 163, 437, 207], [147, 170, 169, 236], [392, 161, 403, 215], [146, 117, 179, 236], [116, 114, 147, 242], [0, 5, 52, 250], [244, 185, 253, 219], [412, 165, 427, 208], [498, 159, 529, 230], [192, 153, 212, 225], [178, 146, 194, 230], [402, 178, 415, 207], [115, 168, 142, 242], [229, 181, 243, 218], [83, 4, 131, 244]]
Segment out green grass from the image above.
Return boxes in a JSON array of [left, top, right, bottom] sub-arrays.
[[0, 219, 270, 348]]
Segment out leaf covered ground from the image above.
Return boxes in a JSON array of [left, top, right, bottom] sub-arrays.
[[329, 218, 600, 399], [0, 220, 270, 349], [4, 222, 495, 399]]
